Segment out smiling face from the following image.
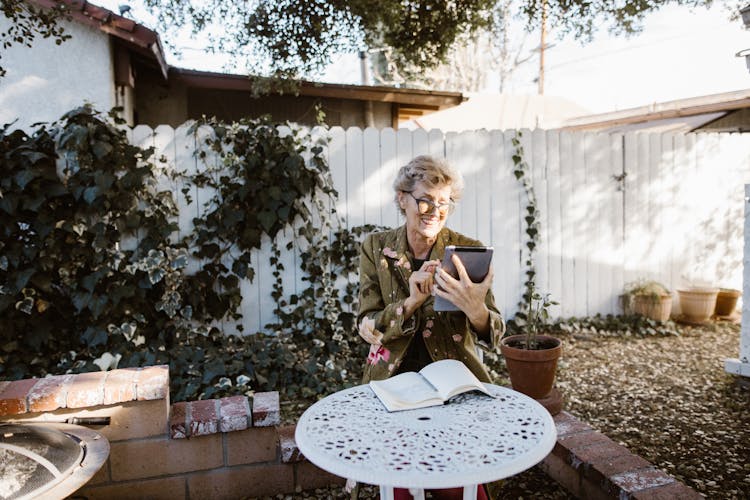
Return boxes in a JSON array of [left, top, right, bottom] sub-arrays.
[[398, 181, 453, 244]]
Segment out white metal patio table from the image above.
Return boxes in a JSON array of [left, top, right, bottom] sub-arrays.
[[294, 383, 557, 500]]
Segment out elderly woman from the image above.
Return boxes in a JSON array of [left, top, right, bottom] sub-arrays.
[[356, 155, 505, 499]]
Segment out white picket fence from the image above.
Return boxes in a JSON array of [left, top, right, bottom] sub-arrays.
[[127, 124, 750, 334]]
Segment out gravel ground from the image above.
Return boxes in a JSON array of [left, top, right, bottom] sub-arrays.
[[265, 321, 749, 499]]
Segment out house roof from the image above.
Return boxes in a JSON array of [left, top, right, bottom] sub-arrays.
[[169, 68, 466, 109], [405, 93, 591, 131], [561, 88, 750, 133], [30, 0, 168, 78]]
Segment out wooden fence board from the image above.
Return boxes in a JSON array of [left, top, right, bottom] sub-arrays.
[[558, 131, 575, 317], [545, 130, 563, 316]]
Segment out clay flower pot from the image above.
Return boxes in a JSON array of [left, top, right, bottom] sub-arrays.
[[500, 334, 562, 400], [677, 287, 719, 324], [632, 294, 672, 322], [714, 288, 741, 317]]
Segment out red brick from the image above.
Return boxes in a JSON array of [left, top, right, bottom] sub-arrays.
[[226, 427, 278, 465], [219, 395, 250, 433], [554, 411, 594, 437], [631, 481, 704, 500], [170, 401, 188, 439], [296, 461, 346, 490], [188, 464, 294, 499], [103, 368, 138, 405], [610, 467, 676, 494], [27, 374, 74, 412], [592, 452, 652, 479], [189, 399, 219, 437], [0, 378, 38, 415], [540, 451, 583, 498], [278, 424, 304, 463], [557, 430, 614, 454], [78, 476, 186, 500], [136, 365, 169, 401], [67, 371, 107, 408], [571, 439, 633, 476], [252, 391, 280, 426]]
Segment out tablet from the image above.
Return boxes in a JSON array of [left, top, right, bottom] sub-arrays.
[[433, 245, 494, 312]]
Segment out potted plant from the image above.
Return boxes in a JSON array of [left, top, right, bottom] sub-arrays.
[[677, 287, 719, 324], [623, 280, 672, 322], [500, 291, 562, 408], [715, 288, 741, 317]]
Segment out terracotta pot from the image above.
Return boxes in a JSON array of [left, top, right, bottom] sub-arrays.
[[715, 288, 741, 316], [632, 294, 672, 322], [677, 287, 719, 323], [500, 334, 562, 399]]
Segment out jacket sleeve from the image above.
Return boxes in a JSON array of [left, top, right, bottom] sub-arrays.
[[357, 234, 417, 347], [479, 290, 505, 351]]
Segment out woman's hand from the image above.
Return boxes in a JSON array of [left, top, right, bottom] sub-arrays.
[[434, 254, 492, 333], [403, 259, 440, 318]]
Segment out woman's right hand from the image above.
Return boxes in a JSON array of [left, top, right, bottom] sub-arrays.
[[404, 259, 440, 317]]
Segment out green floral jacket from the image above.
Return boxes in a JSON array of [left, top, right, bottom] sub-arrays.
[[357, 225, 505, 383]]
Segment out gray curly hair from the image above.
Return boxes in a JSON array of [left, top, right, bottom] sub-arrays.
[[392, 155, 463, 215]]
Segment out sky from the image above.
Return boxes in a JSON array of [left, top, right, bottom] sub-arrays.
[[98, 1, 750, 114]]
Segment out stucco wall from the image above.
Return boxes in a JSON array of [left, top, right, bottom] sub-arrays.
[[0, 16, 115, 131]]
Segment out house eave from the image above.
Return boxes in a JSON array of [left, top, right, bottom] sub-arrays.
[[562, 89, 750, 131], [29, 0, 168, 79], [169, 68, 465, 109]]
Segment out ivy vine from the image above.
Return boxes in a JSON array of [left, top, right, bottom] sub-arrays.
[[508, 130, 557, 348]]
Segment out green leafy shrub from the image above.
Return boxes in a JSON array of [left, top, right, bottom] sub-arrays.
[[0, 107, 190, 379], [0, 107, 375, 403]]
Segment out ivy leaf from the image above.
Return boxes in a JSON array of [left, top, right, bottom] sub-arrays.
[[258, 211, 276, 232], [88, 294, 108, 318], [21, 151, 47, 165], [81, 272, 99, 292], [81, 326, 107, 347], [92, 140, 113, 159], [148, 268, 165, 284], [202, 358, 226, 384], [72, 291, 92, 312], [232, 260, 248, 278], [83, 186, 99, 204], [14, 169, 36, 189], [14, 268, 34, 292], [15, 297, 34, 315]]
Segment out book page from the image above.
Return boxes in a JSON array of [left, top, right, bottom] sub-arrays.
[[419, 359, 491, 401], [369, 372, 442, 411]]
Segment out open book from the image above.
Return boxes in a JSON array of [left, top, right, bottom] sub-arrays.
[[369, 359, 493, 412]]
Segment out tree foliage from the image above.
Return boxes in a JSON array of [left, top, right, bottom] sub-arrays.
[[521, 0, 716, 41], [137, 0, 718, 79], [139, 0, 496, 78], [3, 0, 732, 82]]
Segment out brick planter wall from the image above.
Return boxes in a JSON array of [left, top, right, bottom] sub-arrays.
[[0, 365, 342, 499], [0, 367, 703, 499]]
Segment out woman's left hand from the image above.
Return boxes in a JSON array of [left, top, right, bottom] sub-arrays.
[[433, 254, 492, 331]]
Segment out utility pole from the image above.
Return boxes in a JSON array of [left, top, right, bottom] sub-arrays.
[[538, 0, 547, 94]]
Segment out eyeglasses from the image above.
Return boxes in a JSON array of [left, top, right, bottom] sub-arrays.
[[406, 192, 455, 216]]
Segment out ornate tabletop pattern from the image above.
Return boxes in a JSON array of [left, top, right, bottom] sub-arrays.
[[295, 384, 557, 489]]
